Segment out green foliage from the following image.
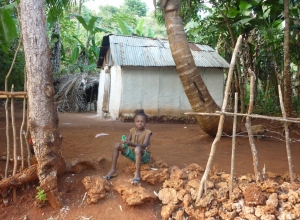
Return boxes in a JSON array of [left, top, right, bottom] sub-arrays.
[[292, 97, 300, 116], [64, 6, 108, 73], [0, 2, 18, 53], [135, 18, 145, 36], [122, 0, 147, 17], [244, 86, 281, 116], [46, 0, 78, 26], [0, 42, 25, 91], [36, 186, 47, 203], [117, 17, 155, 37], [117, 18, 134, 36], [96, 2, 165, 38], [147, 27, 154, 38]]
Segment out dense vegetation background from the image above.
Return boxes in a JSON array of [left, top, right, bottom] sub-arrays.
[[0, 0, 299, 116]]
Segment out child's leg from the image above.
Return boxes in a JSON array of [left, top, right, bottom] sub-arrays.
[[104, 142, 125, 179], [132, 146, 144, 184]]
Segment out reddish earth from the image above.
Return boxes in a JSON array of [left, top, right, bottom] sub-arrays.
[[0, 105, 300, 219]]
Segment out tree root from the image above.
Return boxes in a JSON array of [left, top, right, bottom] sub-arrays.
[[0, 157, 105, 194]]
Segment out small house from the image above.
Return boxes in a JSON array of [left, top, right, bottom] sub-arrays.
[[96, 34, 229, 122]]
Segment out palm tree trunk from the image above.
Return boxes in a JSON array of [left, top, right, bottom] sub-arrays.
[[162, 0, 237, 136], [20, 0, 66, 209]]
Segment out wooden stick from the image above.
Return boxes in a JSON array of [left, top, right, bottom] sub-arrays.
[[196, 35, 243, 204], [11, 85, 18, 202], [230, 92, 238, 198], [0, 95, 27, 99], [24, 68, 31, 168], [4, 29, 22, 178], [278, 85, 294, 183], [0, 91, 28, 95], [4, 97, 10, 178], [245, 68, 260, 180], [184, 112, 300, 123], [21, 68, 28, 169], [20, 98, 26, 170]]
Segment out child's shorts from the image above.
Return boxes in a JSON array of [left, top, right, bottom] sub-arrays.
[[121, 147, 150, 164]]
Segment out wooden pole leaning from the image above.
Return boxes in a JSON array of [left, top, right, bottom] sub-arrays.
[[245, 68, 260, 181], [11, 85, 18, 202], [278, 85, 294, 183], [195, 35, 243, 204]]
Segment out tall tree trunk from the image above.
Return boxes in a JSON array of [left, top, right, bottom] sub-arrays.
[[50, 21, 61, 74], [162, 0, 237, 136], [283, 0, 292, 117], [294, 20, 300, 98], [20, 0, 66, 209]]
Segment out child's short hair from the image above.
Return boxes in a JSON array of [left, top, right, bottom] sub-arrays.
[[134, 109, 148, 122]]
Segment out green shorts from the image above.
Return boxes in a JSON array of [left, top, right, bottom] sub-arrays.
[[121, 147, 150, 164]]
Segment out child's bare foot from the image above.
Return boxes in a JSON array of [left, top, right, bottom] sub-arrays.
[[103, 170, 117, 180]]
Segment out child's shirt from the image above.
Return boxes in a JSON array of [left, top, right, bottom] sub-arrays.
[[129, 127, 152, 154]]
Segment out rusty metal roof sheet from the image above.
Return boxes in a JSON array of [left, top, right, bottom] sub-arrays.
[[97, 35, 229, 68]]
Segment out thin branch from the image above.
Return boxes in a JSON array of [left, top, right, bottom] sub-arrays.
[[245, 68, 260, 180], [278, 85, 294, 182], [230, 92, 238, 198], [184, 112, 300, 123]]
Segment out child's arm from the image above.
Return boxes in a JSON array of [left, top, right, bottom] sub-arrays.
[[126, 133, 152, 149]]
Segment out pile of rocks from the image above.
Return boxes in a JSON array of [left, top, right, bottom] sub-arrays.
[[155, 164, 300, 220], [82, 160, 300, 220]]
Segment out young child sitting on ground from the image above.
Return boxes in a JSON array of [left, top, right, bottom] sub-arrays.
[[103, 109, 152, 185]]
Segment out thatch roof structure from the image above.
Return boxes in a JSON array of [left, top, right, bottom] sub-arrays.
[[54, 73, 99, 112]]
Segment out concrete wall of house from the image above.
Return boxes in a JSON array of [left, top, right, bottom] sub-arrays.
[[97, 66, 224, 119], [118, 66, 223, 117], [97, 66, 111, 117], [97, 69, 105, 117], [108, 66, 122, 119]]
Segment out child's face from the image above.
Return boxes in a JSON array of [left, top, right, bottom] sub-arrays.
[[134, 115, 146, 130]]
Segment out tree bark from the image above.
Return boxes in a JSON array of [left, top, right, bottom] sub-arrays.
[[283, 0, 292, 117], [295, 28, 300, 98], [162, 0, 238, 136], [50, 21, 61, 74], [20, 0, 66, 209]]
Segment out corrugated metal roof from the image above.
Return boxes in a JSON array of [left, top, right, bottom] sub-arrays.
[[97, 35, 229, 68]]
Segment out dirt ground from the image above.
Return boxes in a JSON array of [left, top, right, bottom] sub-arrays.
[[0, 105, 300, 219]]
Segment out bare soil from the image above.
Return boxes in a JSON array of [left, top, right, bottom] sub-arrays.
[[0, 105, 300, 219]]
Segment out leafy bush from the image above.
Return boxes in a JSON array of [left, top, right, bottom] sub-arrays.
[[0, 44, 25, 91], [244, 86, 281, 116], [292, 96, 300, 116]]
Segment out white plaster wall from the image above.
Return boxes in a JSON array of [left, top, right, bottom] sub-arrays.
[[108, 66, 122, 119], [157, 67, 184, 115], [98, 65, 224, 119], [97, 69, 105, 116], [118, 66, 224, 117], [199, 67, 224, 106], [119, 67, 160, 115]]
